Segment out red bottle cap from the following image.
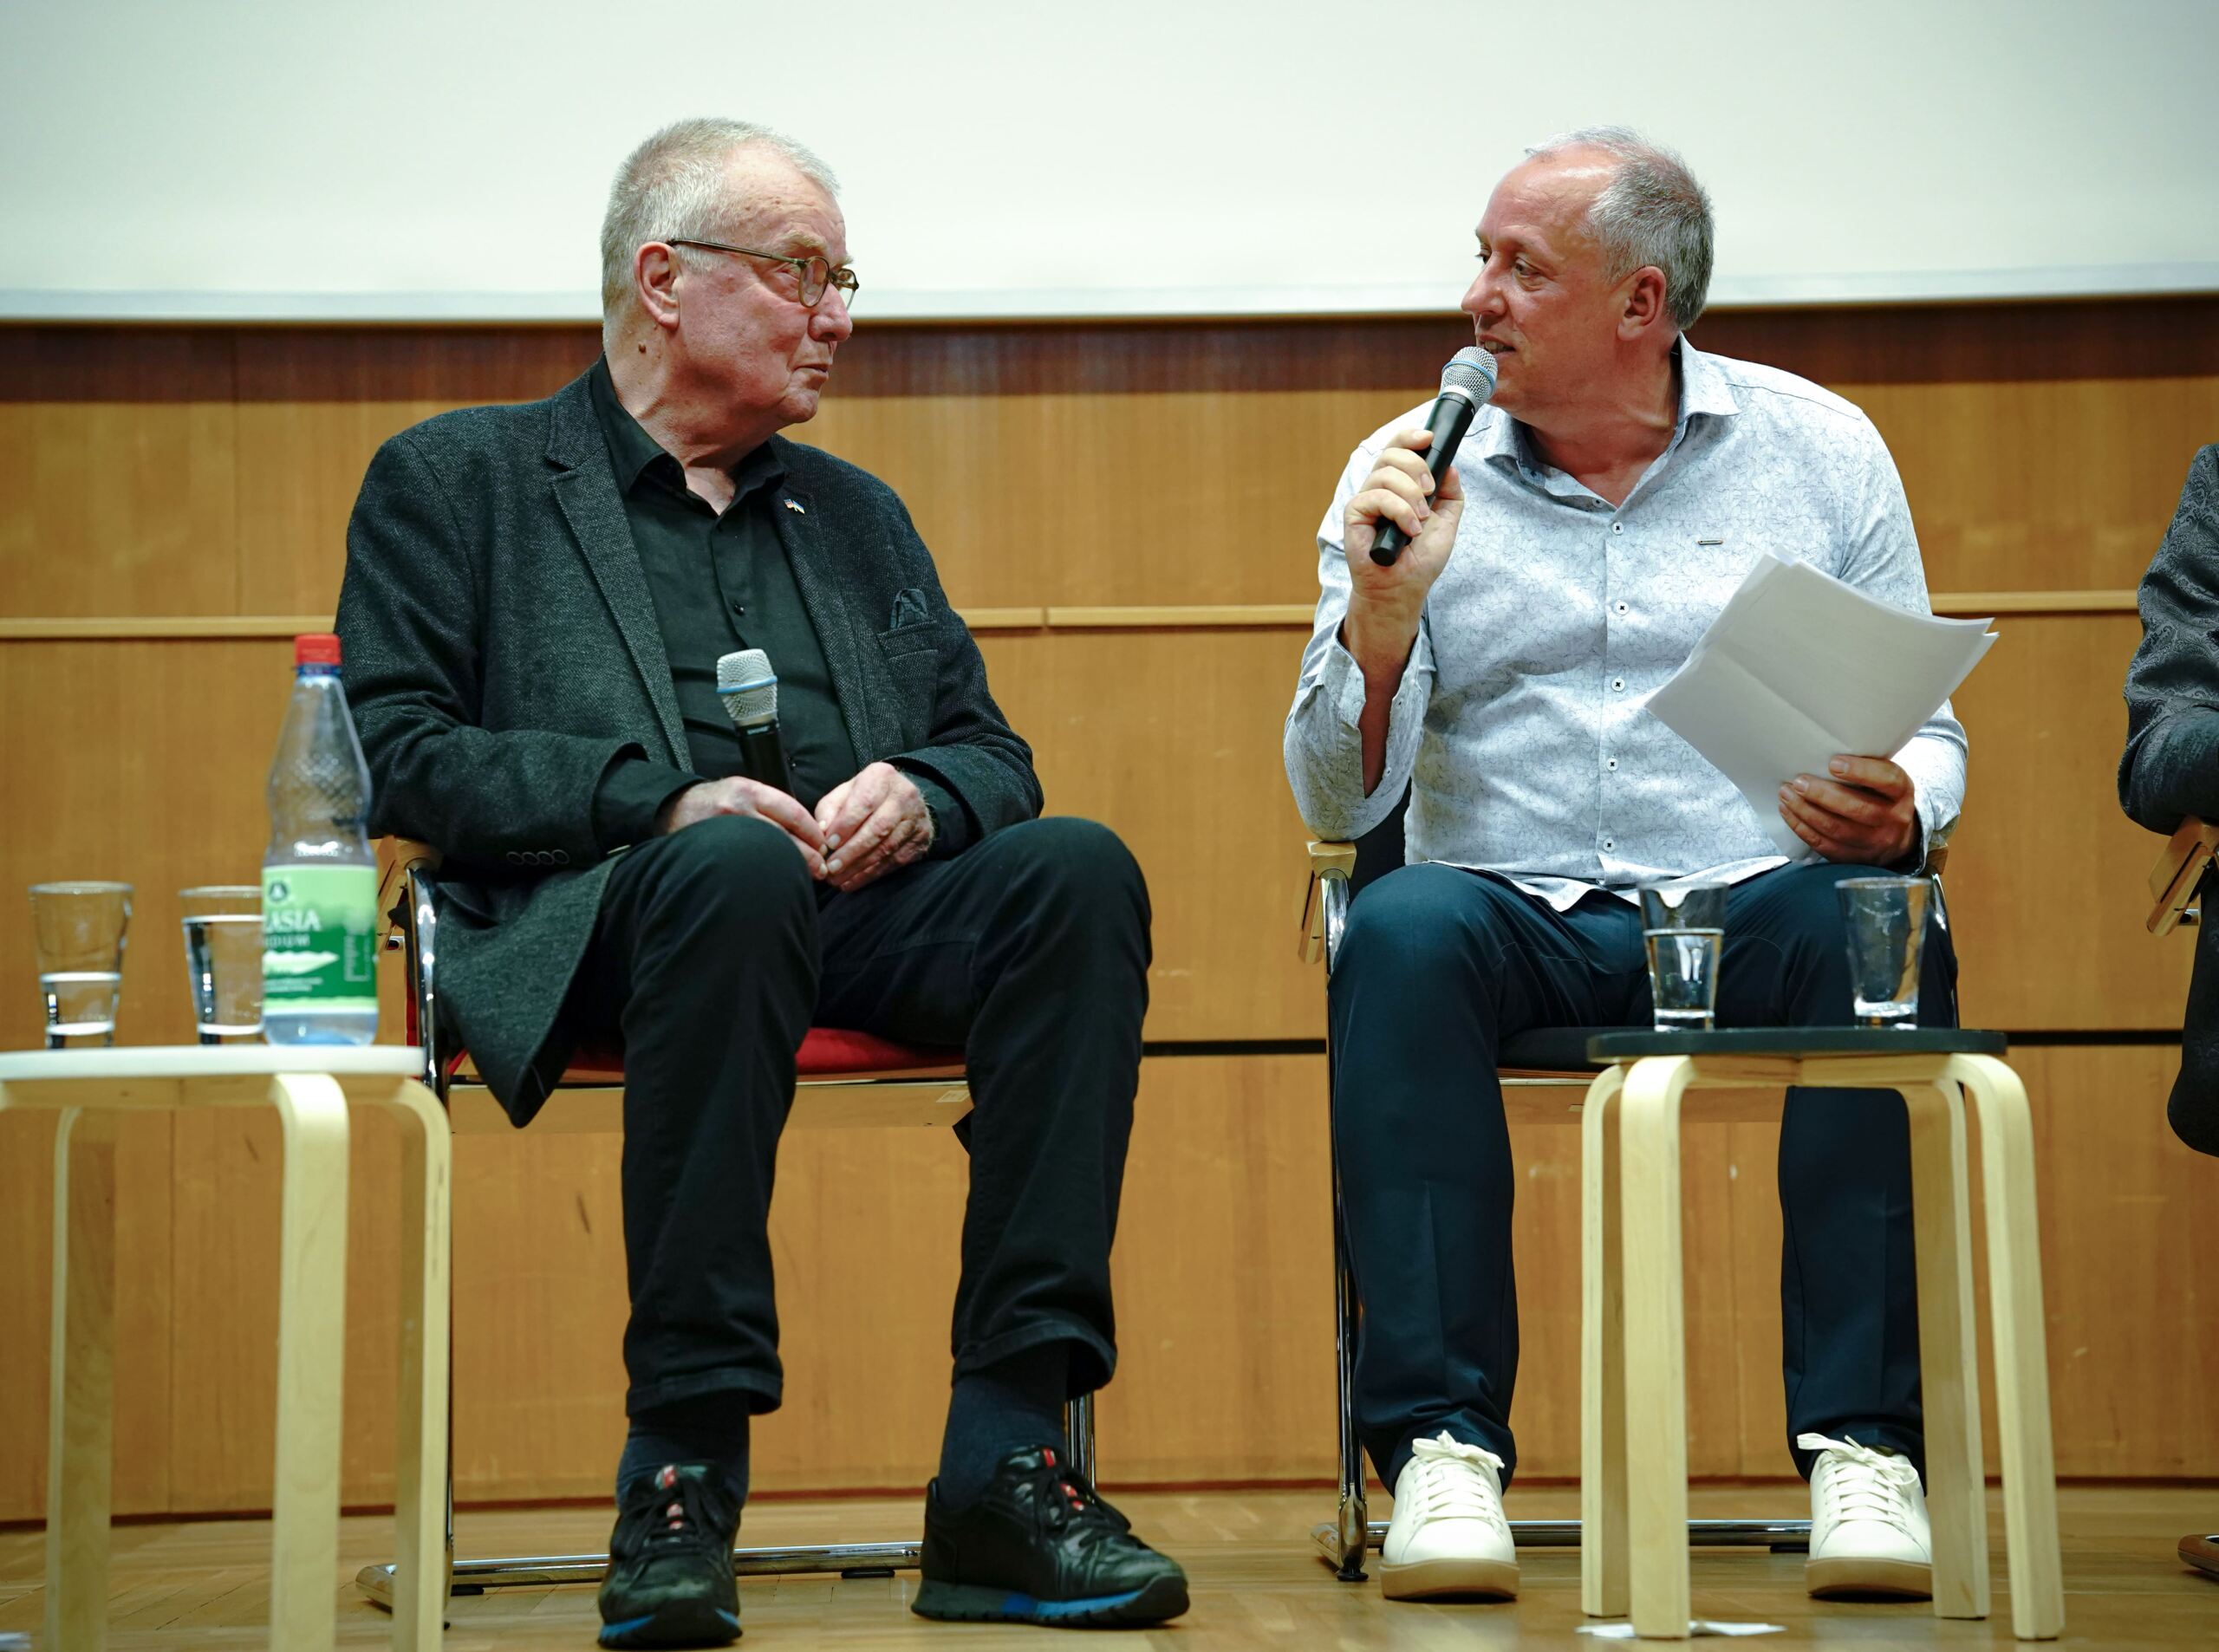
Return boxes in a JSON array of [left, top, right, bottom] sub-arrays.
[[295, 633, 342, 667]]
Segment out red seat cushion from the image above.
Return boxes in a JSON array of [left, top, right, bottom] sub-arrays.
[[449, 1027, 964, 1084]]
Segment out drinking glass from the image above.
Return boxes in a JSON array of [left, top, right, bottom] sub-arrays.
[[180, 885, 264, 1044], [1638, 881, 1727, 1031], [1837, 876, 1931, 1026], [29, 881, 133, 1048]]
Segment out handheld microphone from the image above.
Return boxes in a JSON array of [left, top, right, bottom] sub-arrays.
[[716, 647, 791, 793], [1370, 346, 1499, 565]]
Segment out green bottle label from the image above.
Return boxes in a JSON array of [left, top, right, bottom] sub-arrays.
[[262, 865, 379, 1009]]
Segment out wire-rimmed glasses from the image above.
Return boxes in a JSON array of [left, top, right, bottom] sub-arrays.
[[664, 237, 859, 308]]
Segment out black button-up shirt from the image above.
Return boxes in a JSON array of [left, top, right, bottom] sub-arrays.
[[586, 356, 865, 841]]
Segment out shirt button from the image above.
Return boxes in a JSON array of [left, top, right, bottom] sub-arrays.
[[1611, 677, 1626, 691], [1615, 602, 1629, 615], [1612, 521, 1624, 534], [1606, 758, 1618, 771], [1604, 838, 1616, 852]]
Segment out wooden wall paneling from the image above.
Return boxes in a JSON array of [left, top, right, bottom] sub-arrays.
[[0, 331, 240, 620], [230, 329, 604, 619], [1944, 614, 2183, 1031], [806, 389, 1421, 611], [1851, 377, 2219, 596], [1090, 1053, 1336, 1486], [973, 629, 1319, 1043], [0, 1110, 173, 1523], [444, 1128, 631, 1502], [0, 641, 287, 1053], [165, 1101, 406, 1510], [2012, 1044, 2219, 1478]]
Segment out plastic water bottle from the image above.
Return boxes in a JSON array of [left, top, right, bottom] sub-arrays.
[[262, 633, 379, 1044]]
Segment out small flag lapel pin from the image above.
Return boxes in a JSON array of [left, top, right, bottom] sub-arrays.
[[783, 498, 807, 515]]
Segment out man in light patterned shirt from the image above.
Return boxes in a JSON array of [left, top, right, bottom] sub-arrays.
[[1285, 129, 1963, 1607]]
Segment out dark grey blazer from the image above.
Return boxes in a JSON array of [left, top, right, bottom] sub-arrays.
[[335, 367, 1040, 1123], [2119, 442, 2219, 1154]]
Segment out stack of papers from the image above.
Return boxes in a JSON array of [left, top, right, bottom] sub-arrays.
[[1646, 553, 1996, 857]]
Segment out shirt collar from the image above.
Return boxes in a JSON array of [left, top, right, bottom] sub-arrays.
[[1475, 335, 1741, 488], [587, 355, 786, 504]]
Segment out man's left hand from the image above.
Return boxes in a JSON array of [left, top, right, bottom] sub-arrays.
[[1777, 755, 1920, 867], [814, 762, 934, 893]]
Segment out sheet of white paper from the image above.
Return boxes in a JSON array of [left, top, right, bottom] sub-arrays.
[[1646, 553, 1996, 856], [1576, 1621, 1785, 1638]]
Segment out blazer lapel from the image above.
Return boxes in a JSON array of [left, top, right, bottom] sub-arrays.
[[770, 470, 887, 763], [544, 383, 689, 766]]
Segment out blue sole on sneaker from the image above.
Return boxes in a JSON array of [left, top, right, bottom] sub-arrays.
[[597, 1603, 740, 1648], [910, 1572, 1189, 1627]]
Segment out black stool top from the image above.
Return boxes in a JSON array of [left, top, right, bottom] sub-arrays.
[[1587, 1028, 2008, 1063]]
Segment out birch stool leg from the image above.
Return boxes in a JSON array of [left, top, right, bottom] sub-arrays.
[[269, 1074, 352, 1652], [377, 1077, 452, 1651], [1955, 1055, 2065, 1640], [1620, 1057, 1695, 1640], [1903, 1079, 1989, 1622], [1581, 1063, 1629, 1620], [46, 1107, 119, 1652]]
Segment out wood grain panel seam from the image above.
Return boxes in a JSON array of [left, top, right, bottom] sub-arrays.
[[0, 594, 2137, 641]]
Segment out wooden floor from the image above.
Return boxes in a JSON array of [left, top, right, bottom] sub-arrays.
[[1, 1483, 2212, 1649]]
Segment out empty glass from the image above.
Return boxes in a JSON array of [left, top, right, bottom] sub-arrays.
[[1837, 876, 1931, 1026], [1639, 881, 1727, 1031], [29, 881, 133, 1048], [180, 885, 264, 1044]]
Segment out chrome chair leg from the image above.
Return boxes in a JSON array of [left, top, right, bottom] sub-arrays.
[[1064, 1390, 1097, 1484]]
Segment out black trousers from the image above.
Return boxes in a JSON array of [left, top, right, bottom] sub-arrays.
[[556, 813, 1151, 1418], [1328, 860, 1958, 1490]]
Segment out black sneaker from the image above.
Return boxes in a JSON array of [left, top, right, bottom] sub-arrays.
[[596, 1463, 743, 1648], [912, 1446, 1189, 1627]]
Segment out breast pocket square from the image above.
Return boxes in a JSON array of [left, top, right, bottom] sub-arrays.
[[888, 588, 934, 630]]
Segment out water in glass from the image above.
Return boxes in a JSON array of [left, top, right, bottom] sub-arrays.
[[29, 881, 132, 1049], [183, 906, 264, 1042], [1645, 929, 1723, 1028]]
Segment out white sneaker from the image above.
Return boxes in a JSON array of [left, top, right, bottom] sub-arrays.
[[1799, 1431, 1933, 1599], [1378, 1432, 1519, 1601]]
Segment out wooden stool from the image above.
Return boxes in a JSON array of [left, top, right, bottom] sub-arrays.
[[1576, 1029, 2064, 1641], [0, 1045, 450, 1652]]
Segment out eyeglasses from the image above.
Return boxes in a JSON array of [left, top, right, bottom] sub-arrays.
[[665, 237, 860, 308]]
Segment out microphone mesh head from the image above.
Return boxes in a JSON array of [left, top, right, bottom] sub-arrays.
[[716, 648, 778, 727], [1441, 346, 1498, 401]]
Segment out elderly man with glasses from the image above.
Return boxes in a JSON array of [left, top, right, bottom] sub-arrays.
[[336, 117, 1186, 1648]]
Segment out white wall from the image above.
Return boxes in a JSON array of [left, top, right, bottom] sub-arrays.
[[3, 0, 2214, 320]]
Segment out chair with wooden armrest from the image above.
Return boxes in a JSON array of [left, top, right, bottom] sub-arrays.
[[1298, 827, 1836, 1581], [2140, 821, 2219, 1581], [355, 836, 1096, 1610], [2146, 816, 2219, 936]]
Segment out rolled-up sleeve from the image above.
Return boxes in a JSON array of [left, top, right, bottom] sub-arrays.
[[1284, 442, 1434, 842]]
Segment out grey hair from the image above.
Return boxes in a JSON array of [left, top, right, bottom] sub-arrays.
[[1526, 126, 1713, 331], [599, 117, 839, 320]]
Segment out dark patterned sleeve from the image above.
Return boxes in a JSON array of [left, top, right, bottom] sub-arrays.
[[2121, 445, 2219, 832]]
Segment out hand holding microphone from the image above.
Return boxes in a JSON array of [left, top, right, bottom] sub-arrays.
[[1343, 347, 1496, 681], [1361, 346, 1497, 567]]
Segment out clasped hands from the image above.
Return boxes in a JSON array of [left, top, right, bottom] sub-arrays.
[[659, 760, 933, 892]]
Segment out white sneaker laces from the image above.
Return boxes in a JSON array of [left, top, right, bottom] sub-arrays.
[[1798, 1432, 1921, 1530], [1407, 1433, 1510, 1530]]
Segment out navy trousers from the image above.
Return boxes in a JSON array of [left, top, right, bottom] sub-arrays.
[[1328, 859, 1957, 1490]]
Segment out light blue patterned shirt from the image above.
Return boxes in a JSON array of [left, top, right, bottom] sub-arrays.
[[1284, 340, 1968, 910]]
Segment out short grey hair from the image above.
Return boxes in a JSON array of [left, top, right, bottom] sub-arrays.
[[599, 117, 839, 319], [1526, 126, 1713, 331]]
